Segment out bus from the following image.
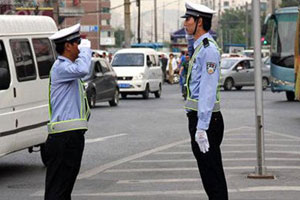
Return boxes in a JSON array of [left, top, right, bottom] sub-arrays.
[[294, 8, 300, 100], [262, 7, 298, 101]]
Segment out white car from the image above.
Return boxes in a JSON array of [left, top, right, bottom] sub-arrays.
[[111, 48, 162, 99]]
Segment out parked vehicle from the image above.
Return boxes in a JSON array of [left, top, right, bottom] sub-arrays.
[[0, 15, 57, 165], [111, 48, 162, 99], [220, 57, 270, 91], [82, 58, 119, 107]]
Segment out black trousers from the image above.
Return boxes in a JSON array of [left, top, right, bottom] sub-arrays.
[[44, 130, 85, 200], [187, 111, 228, 200]]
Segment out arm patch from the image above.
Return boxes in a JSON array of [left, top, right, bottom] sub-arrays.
[[206, 62, 216, 74]]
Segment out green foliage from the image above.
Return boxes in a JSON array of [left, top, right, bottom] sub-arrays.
[[114, 28, 125, 48], [219, 9, 249, 45], [280, 0, 299, 7]]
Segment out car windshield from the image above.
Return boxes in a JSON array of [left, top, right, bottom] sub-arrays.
[[112, 53, 144, 67], [221, 59, 238, 69]]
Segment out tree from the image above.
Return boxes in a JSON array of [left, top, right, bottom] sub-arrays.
[[114, 27, 134, 48], [219, 9, 248, 46], [280, 0, 299, 7]]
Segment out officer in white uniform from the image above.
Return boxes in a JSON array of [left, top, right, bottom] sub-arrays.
[[45, 24, 92, 200], [182, 2, 228, 199]]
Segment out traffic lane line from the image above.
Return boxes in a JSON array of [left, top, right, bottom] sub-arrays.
[[31, 186, 300, 197], [103, 166, 300, 173], [153, 151, 300, 155], [85, 133, 127, 144]]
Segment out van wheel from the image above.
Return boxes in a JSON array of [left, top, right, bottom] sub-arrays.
[[235, 86, 242, 90], [286, 91, 295, 101], [40, 144, 47, 167], [262, 77, 269, 90], [88, 90, 96, 108], [121, 93, 127, 99], [154, 84, 162, 98], [143, 85, 149, 99], [224, 78, 233, 91], [109, 89, 119, 106]]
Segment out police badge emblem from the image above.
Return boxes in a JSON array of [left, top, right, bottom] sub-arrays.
[[206, 62, 216, 74]]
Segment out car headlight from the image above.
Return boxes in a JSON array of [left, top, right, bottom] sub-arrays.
[[133, 73, 144, 80]]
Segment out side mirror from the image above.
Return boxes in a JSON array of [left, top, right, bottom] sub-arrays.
[[95, 72, 103, 77], [147, 60, 152, 67], [0, 68, 10, 90]]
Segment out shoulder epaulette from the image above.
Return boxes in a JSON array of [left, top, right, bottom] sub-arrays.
[[203, 38, 209, 48]]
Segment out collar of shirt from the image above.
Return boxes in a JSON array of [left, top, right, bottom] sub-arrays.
[[193, 32, 211, 50], [58, 55, 72, 63]]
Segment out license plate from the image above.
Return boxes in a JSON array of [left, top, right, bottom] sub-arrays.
[[119, 83, 131, 88]]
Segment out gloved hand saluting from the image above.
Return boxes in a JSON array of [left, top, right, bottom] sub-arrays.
[[78, 39, 91, 50], [195, 130, 209, 153]]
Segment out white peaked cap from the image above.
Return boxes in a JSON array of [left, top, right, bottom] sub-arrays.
[[49, 23, 81, 43], [181, 1, 216, 18]]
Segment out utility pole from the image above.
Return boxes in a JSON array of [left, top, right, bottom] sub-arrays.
[[137, 0, 141, 43], [162, 2, 165, 42], [245, 2, 249, 48], [124, 0, 131, 48], [247, 0, 274, 180], [154, 0, 158, 42], [177, 0, 180, 30], [52, 0, 59, 27], [218, 0, 223, 50], [97, 0, 100, 49]]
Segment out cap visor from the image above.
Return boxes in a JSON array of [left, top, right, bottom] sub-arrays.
[[181, 14, 190, 18]]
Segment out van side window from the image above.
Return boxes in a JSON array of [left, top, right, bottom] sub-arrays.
[[0, 40, 11, 90], [10, 39, 36, 82], [32, 38, 55, 79]]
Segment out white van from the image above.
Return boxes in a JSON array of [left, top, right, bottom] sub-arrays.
[[0, 15, 57, 165], [111, 48, 162, 99]]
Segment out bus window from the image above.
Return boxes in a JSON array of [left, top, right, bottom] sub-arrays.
[[32, 38, 55, 79], [0, 40, 10, 90], [10, 39, 37, 82]]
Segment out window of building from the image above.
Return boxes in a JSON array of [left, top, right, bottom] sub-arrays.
[[0, 40, 11, 90], [101, 7, 110, 13], [32, 38, 56, 79], [224, 1, 229, 7], [10, 39, 36, 82]]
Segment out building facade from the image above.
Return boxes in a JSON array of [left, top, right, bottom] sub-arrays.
[[0, 0, 115, 49]]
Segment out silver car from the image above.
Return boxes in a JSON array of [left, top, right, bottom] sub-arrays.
[[220, 57, 270, 91]]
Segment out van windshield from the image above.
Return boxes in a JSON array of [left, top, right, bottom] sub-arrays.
[[112, 53, 144, 67]]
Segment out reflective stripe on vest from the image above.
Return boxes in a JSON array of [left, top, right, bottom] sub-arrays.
[[184, 38, 221, 112], [47, 77, 91, 134]]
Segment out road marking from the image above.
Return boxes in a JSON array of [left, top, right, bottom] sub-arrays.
[[154, 150, 300, 155], [78, 139, 190, 179], [117, 178, 200, 184], [85, 133, 127, 144], [104, 166, 300, 173], [179, 144, 299, 147], [245, 126, 300, 141], [31, 187, 300, 197], [223, 138, 295, 141], [131, 157, 300, 163]]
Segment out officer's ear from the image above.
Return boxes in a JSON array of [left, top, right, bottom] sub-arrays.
[[198, 17, 203, 28], [64, 42, 73, 52]]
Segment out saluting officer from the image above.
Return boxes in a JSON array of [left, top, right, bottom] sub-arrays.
[[182, 2, 228, 200], [45, 24, 92, 200]]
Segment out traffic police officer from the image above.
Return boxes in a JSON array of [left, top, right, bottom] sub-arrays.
[[182, 2, 228, 199], [45, 24, 92, 200]]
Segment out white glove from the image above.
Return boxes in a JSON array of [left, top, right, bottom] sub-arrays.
[[195, 130, 209, 153], [78, 39, 91, 50]]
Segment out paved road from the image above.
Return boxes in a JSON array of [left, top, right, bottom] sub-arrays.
[[0, 84, 299, 200]]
